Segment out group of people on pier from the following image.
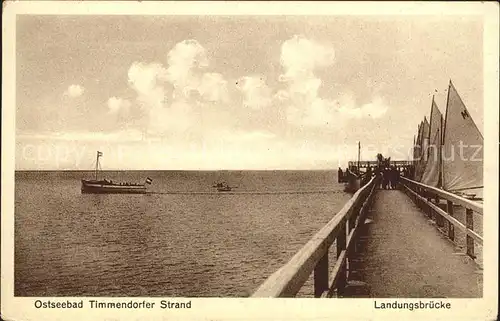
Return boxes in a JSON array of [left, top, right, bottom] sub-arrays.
[[357, 165, 402, 189], [338, 158, 416, 193], [339, 164, 415, 187], [380, 166, 400, 189]]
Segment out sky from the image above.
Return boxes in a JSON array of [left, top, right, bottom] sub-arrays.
[[15, 15, 484, 170]]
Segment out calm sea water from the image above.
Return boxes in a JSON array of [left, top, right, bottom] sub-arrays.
[[15, 170, 351, 297]]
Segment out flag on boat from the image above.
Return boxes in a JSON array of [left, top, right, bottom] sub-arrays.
[[97, 151, 103, 157], [145, 177, 153, 185]]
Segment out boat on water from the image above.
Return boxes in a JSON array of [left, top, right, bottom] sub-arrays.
[[212, 182, 234, 192], [81, 151, 153, 194], [416, 80, 483, 201], [343, 169, 361, 193], [343, 142, 363, 193]]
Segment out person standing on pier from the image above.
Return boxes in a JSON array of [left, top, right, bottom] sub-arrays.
[[391, 166, 398, 189], [386, 167, 392, 189], [381, 167, 389, 189], [388, 166, 400, 189], [386, 166, 393, 189], [386, 168, 389, 189], [361, 166, 373, 186], [366, 166, 372, 179]]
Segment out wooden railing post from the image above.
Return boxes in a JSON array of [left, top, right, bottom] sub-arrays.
[[465, 208, 475, 259], [314, 251, 329, 297], [426, 192, 433, 219], [447, 200, 455, 241], [435, 195, 443, 227], [336, 222, 347, 296], [348, 205, 357, 255]]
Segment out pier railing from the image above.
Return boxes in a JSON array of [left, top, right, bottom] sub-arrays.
[[348, 160, 413, 168], [400, 177, 483, 260], [252, 176, 379, 298]]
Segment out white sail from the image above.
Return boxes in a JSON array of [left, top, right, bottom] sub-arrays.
[[421, 98, 443, 187], [421, 117, 430, 164], [416, 117, 429, 181], [442, 81, 483, 192], [413, 123, 421, 171], [412, 135, 417, 161]]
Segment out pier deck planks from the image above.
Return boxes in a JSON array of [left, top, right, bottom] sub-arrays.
[[346, 190, 482, 298]]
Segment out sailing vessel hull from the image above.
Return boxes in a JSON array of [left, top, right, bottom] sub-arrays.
[[343, 177, 361, 193], [81, 151, 152, 194], [81, 180, 147, 194]]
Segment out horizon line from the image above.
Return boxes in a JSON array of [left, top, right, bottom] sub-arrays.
[[14, 168, 344, 172]]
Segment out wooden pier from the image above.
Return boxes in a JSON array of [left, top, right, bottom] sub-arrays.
[[347, 160, 413, 168], [252, 170, 483, 298]]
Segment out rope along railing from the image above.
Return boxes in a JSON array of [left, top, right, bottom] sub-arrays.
[[251, 176, 380, 298], [400, 177, 483, 260]]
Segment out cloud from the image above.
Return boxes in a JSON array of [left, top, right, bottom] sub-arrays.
[[274, 90, 289, 102], [64, 84, 85, 97], [215, 129, 276, 142], [198, 73, 228, 102], [163, 39, 230, 104], [356, 98, 389, 119], [117, 36, 388, 139], [107, 97, 131, 114], [165, 39, 208, 99], [302, 98, 337, 126], [336, 95, 389, 119], [128, 62, 168, 110], [277, 36, 337, 126], [17, 129, 144, 142], [278, 35, 388, 126], [124, 39, 234, 137], [279, 35, 335, 82], [127, 62, 171, 134], [236, 76, 272, 109], [149, 100, 195, 136]]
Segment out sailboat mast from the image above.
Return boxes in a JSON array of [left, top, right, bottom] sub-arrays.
[[438, 116, 443, 188], [95, 151, 99, 180], [357, 141, 361, 173], [441, 81, 452, 189]]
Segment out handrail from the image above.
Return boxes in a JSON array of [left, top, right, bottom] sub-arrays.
[[346, 168, 359, 177], [251, 175, 379, 298], [348, 160, 413, 167], [400, 177, 482, 215], [399, 177, 482, 260]]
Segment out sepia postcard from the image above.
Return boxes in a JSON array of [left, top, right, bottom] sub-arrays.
[[2, 1, 499, 321]]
